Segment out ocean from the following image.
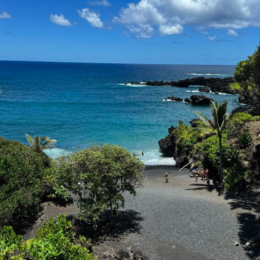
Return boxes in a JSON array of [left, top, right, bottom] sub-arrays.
[[0, 61, 238, 165]]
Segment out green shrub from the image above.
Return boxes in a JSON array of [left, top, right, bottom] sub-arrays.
[[0, 137, 52, 226], [237, 131, 253, 148], [0, 226, 23, 259], [229, 83, 242, 91], [0, 215, 96, 260], [231, 113, 260, 123], [201, 135, 244, 190], [56, 144, 144, 226]]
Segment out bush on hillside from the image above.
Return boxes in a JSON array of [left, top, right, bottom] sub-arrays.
[[0, 137, 52, 227], [201, 135, 244, 190], [231, 112, 260, 124], [0, 215, 96, 260]]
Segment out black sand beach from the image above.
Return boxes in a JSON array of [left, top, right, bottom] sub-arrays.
[[25, 166, 256, 260]]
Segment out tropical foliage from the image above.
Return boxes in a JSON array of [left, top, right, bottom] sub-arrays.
[[0, 137, 51, 226], [196, 101, 233, 184], [235, 42, 260, 112], [237, 131, 253, 149], [231, 112, 260, 124], [55, 144, 144, 226], [25, 134, 57, 153], [0, 215, 96, 260]]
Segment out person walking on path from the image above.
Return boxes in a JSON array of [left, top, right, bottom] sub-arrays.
[[164, 172, 170, 183]]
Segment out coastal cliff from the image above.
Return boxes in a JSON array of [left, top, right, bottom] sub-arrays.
[[159, 113, 260, 190]]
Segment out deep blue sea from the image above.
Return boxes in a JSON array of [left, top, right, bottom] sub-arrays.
[[0, 61, 238, 165]]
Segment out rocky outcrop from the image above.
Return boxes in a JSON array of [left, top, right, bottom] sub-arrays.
[[190, 95, 213, 105], [158, 126, 176, 157], [165, 96, 183, 102], [184, 98, 192, 104], [165, 95, 213, 105], [125, 77, 235, 93], [199, 86, 210, 93]]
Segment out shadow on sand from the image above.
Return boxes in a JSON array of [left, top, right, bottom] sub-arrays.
[[68, 209, 143, 245], [225, 193, 260, 259], [186, 183, 215, 192]]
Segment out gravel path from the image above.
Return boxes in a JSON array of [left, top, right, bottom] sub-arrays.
[[122, 166, 250, 260]]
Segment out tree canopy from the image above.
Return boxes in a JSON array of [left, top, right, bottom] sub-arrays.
[[196, 101, 233, 184], [235, 42, 260, 112], [56, 144, 144, 225], [25, 134, 57, 153], [0, 137, 52, 227]]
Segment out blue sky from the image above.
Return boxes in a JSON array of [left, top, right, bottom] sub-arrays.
[[0, 0, 260, 65]]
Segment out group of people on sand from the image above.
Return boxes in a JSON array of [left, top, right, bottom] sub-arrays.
[[190, 163, 210, 185]]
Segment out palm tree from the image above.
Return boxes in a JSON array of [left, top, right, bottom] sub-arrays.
[[195, 101, 232, 185], [25, 134, 57, 152]]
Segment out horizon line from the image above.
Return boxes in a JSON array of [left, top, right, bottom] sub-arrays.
[[0, 59, 237, 66]]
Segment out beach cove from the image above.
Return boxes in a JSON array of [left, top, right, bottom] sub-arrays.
[[0, 61, 239, 165], [23, 166, 256, 260]]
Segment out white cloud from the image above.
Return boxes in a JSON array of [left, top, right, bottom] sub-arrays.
[[114, 0, 260, 38], [228, 29, 238, 36], [127, 24, 154, 38], [50, 14, 71, 26], [159, 24, 183, 35], [88, 0, 110, 7], [78, 8, 103, 28], [208, 35, 217, 41], [0, 11, 11, 19]]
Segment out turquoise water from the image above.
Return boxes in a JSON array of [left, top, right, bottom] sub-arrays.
[[0, 61, 238, 165]]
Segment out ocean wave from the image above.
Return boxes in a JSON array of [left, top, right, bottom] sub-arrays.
[[141, 156, 176, 166], [187, 73, 228, 76], [119, 83, 147, 87], [163, 99, 174, 102], [186, 90, 200, 93], [44, 148, 73, 159]]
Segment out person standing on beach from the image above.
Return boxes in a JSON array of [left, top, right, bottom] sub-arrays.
[[164, 172, 170, 183], [205, 168, 209, 180], [142, 151, 144, 156], [195, 170, 199, 182]]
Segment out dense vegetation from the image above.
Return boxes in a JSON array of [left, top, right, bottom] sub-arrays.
[[0, 214, 96, 260], [0, 137, 52, 227], [55, 144, 144, 227], [171, 109, 260, 191], [235, 42, 260, 113], [0, 137, 144, 259]]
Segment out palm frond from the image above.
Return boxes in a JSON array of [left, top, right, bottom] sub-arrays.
[[41, 139, 57, 150], [40, 136, 49, 144], [195, 111, 215, 129], [25, 134, 34, 146], [217, 101, 228, 128], [211, 101, 219, 128]]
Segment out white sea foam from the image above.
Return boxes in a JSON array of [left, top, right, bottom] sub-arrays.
[[44, 148, 73, 159], [132, 149, 176, 166], [187, 73, 227, 76], [216, 92, 232, 95], [163, 99, 174, 102], [186, 90, 200, 93], [119, 83, 148, 87]]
